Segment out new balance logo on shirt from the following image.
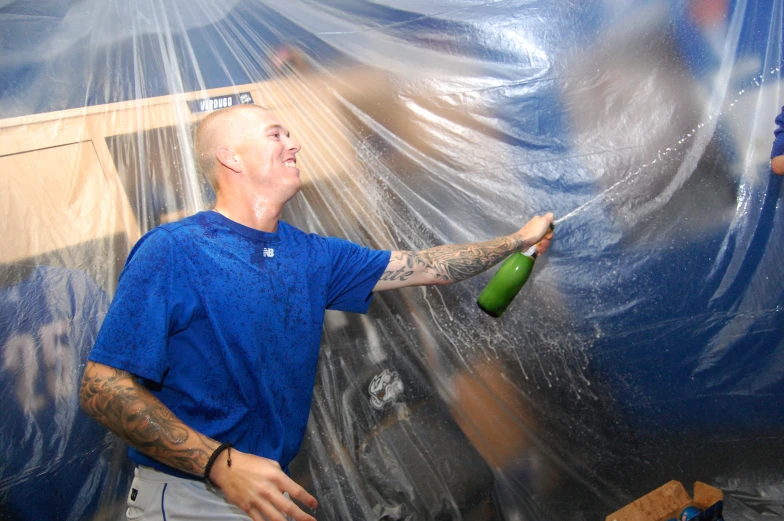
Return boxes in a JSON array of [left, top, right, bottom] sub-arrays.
[[251, 247, 275, 264]]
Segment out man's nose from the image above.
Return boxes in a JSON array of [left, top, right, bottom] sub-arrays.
[[286, 135, 301, 154]]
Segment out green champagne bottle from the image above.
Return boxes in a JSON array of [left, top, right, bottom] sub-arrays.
[[477, 222, 553, 318], [476, 245, 538, 318]]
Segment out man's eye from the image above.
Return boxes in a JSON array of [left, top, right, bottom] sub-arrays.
[[270, 132, 280, 139]]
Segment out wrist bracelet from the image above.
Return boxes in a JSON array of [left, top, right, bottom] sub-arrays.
[[204, 441, 232, 488]]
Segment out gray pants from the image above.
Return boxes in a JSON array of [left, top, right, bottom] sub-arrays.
[[127, 466, 253, 521]]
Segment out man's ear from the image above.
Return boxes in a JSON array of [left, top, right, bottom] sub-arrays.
[[216, 146, 242, 173]]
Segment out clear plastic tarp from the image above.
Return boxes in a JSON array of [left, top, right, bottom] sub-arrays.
[[1, 1, 783, 520]]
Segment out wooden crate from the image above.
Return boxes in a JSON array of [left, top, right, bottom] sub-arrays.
[[606, 481, 723, 521]]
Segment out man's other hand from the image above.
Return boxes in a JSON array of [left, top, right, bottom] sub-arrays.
[[210, 449, 318, 521]]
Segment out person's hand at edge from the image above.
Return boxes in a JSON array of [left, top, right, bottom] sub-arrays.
[[771, 155, 784, 175], [771, 106, 784, 175]]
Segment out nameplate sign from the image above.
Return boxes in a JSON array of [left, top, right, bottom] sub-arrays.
[[188, 92, 254, 113]]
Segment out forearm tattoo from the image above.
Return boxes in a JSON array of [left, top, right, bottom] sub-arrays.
[[79, 366, 216, 476], [382, 235, 526, 284]]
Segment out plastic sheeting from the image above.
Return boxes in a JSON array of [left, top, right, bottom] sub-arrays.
[[1, 1, 782, 520]]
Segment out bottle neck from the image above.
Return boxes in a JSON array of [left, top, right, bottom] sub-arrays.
[[523, 244, 538, 259]]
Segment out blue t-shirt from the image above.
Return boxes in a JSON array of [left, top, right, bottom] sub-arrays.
[[88, 211, 391, 478]]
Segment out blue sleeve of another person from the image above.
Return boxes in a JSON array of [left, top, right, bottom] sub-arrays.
[[320, 237, 391, 314], [88, 229, 195, 382], [772, 106, 784, 159]]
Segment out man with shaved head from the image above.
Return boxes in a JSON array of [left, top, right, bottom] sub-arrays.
[[80, 104, 554, 521]]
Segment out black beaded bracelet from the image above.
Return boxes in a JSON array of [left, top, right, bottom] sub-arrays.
[[203, 441, 232, 488]]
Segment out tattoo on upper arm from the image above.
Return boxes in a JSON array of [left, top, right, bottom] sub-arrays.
[[379, 252, 425, 282], [79, 366, 214, 476]]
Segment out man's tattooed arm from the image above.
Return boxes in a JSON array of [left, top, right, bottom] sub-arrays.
[[374, 235, 527, 291], [373, 213, 554, 292], [79, 361, 219, 477]]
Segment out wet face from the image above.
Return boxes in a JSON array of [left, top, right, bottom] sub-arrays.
[[236, 108, 302, 201]]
